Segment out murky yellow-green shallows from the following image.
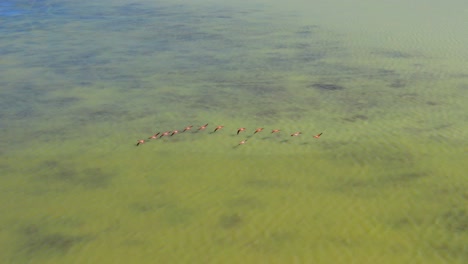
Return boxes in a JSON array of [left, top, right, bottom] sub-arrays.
[[0, 0, 466, 263]]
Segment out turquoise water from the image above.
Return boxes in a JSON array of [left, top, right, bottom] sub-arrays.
[[1, 0, 467, 263]]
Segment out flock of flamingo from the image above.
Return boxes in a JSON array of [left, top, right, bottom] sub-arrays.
[[136, 124, 323, 146]]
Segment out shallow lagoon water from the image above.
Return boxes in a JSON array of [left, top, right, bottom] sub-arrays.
[[1, 0, 467, 263]]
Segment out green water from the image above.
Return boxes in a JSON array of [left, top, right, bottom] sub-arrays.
[[1, 0, 467, 263]]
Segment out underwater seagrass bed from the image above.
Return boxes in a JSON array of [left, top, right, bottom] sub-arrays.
[[0, 0, 467, 263]]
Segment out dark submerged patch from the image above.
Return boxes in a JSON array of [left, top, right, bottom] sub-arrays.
[[130, 202, 155, 213], [441, 208, 467, 233], [299, 50, 327, 63], [225, 196, 263, 210], [334, 169, 427, 195], [38, 161, 113, 189], [342, 114, 369, 122], [161, 207, 194, 226], [385, 172, 428, 184], [309, 83, 345, 91], [48, 96, 81, 107], [373, 49, 414, 59], [78, 106, 130, 124], [244, 178, 291, 189], [25, 233, 83, 254], [254, 108, 280, 120], [20, 225, 87, 255], [80, 168, 113, 188], [295, 25, 319, 37], [388, 79, 407, 88], [219, 213, 243, 229]]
